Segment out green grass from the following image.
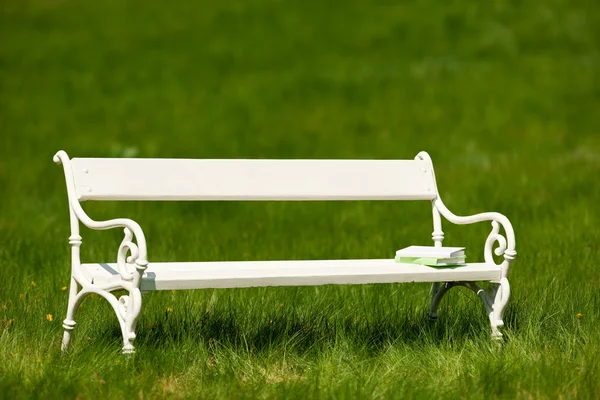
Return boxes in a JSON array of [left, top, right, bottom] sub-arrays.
[[1, 0, 600, 398]]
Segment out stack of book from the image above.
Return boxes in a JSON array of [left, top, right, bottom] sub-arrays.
[[395, 246, 466, 267]]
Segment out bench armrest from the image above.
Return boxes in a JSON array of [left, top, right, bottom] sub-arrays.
[[433, 198, 516, 276], [54, 151, 148, 281]]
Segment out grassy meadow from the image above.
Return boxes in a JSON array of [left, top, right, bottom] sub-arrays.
[[1, 0, 600, 398]]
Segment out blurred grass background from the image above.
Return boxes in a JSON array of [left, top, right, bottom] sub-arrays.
[[1, 0, 599, 398]]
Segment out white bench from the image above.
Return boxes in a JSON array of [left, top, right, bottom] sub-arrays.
[[54, 150, 516, 353]]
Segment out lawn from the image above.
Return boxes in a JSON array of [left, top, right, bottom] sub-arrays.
[[1, 0, 600, 398]]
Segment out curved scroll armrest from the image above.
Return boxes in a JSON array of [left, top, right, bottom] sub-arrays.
[[433, 198, 516, 274], [433, 198, 515, 252], [53, 150, 148, 268], [415, 151, 516, 276], [77, 215, 148, 269]]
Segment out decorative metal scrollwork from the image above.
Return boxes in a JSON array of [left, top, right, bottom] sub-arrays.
[[118, 295, 129, 320], [117, 228, 139, 281], [484, 221, 507, 266], [428, 278, 511, 339]]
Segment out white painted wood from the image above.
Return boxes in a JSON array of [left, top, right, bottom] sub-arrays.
[[70, 158, 437, 201], [83, 260, 502, 291]]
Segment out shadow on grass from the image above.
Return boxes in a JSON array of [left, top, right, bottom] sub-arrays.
[[93, 304, 510, 356]]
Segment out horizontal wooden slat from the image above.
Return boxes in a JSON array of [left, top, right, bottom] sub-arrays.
[[70, 158, 437, 201], [84, 260, 501, 291]]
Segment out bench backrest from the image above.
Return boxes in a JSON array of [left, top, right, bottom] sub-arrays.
[[68, 157, 437, 201]]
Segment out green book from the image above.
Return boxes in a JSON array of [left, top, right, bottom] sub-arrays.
[[395, 256, 466, 266]]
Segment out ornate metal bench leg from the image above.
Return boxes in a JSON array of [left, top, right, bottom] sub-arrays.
[[73, 287, 143, 354], [427, 280, 510, 340], [61, 278, 90, 352], [61, 278, 80, 351], [117, 288, 143, 354], [428, 282, 454, 322], [461, 280, 510, 340], [489, 278, 510, 340], [60, 273, 143, 353]]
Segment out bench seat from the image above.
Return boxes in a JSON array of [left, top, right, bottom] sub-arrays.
[[84, 260, 502, 291]]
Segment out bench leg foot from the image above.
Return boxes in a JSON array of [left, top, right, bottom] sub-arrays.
[[427, 278, 510, 340]]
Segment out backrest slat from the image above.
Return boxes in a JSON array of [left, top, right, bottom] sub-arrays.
[[70, 158, 437, 201]]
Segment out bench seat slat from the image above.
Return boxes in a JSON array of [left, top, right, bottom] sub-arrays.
[[83, 260, 501, 291]]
